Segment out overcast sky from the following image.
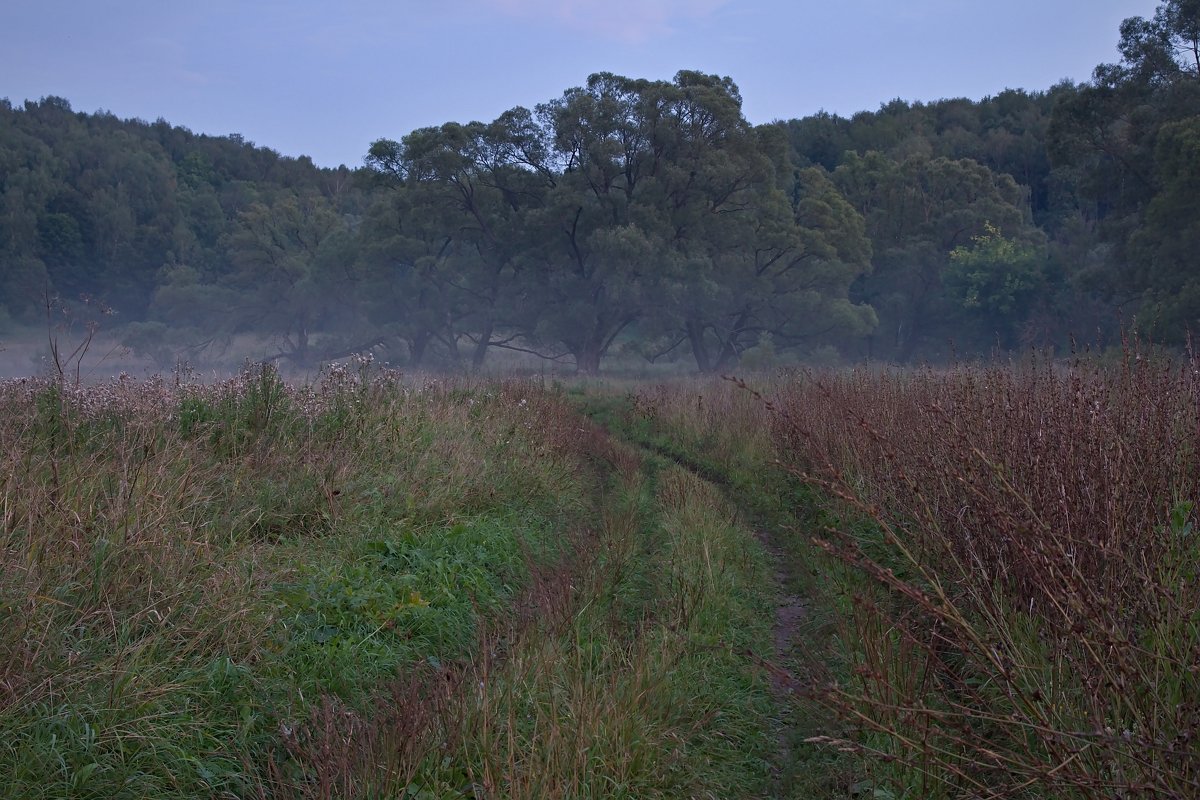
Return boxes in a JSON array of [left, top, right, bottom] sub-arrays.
[[2, 1, 1161, 167]]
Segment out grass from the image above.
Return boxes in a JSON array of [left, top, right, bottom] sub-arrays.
[[579, 358, 1200, 797], [442, 456, 778, 798], [1, 363, 586, 797], [0, 362, 783, 798], [13, 352, 1189, 798], [572, 377, 865, 798], [769, 354, 1200, 796]]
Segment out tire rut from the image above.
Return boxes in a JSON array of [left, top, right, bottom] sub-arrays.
[[578, 406, 808, 796]]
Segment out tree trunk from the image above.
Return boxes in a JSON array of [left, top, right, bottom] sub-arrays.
[[294, 318, 311, 367], [472, 319, 494, 370], [897, 309, 922, 362], [714, 339, 741, 372], [713, 311, 751, 372], [408, 330, 430, 368], [686, 319, 713, 373], [574, 343, 602, 375]]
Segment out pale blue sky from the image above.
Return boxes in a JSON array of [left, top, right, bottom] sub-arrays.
[[2, 1, 1161, 167]]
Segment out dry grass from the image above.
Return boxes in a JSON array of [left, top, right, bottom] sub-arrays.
[[773, 352, 1200, 797], [627, 377, 780, 471], [0, 361, 597, 796]]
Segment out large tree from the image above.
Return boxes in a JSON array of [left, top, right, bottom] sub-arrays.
[[366, 108, 554, 368], [365, 71, 873, 373], [529, 71, 873, 372], [835, 152, 1042, 360], [1049, 0, 1200, 343]]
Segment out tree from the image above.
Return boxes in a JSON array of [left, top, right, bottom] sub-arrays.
[[366, 108, 554, 369], [221, 194, 355, 366], [945, 223, 1046, 348], [526, 72, 676, 373], [1116, 0, 1200, 86], [531, 71, 873, 372], [1048, 1, 1200, 343], [836, 152, 1037, 360], [1126, 116, 1200, 339], [361, 71, 881, 373], [670, 162, 875, 372], [357, 178, 469, 368]]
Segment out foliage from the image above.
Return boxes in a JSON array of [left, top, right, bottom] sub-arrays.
[[1048, 0, 1200, 344], [945, 222, 1047, 346], [361, 71, 873, 373], [5, 2, 1200, 370]]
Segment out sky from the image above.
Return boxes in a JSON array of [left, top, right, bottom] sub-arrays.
[[2, 0, 1163, 168]]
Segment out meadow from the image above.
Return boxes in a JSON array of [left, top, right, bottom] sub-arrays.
[[3, 352, 1199, 798], [0, 360, 779, 798], [615, 351, 1200, 798]]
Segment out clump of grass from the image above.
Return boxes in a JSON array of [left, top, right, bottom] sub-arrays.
[[775, 352, 1200, 797]]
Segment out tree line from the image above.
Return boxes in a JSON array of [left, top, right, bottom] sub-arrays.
[[2, 1, 1197, 372]]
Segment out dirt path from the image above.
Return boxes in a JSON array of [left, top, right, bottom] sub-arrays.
[[575, 394, 810, 794], [754, 529, 807, 692], [746, 526, 807, 798]]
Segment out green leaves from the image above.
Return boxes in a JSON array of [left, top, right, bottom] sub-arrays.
[[357, 71, 884, 372], [947, 223, 1044, 313], [1045, 2, 1200, 345], [1126, 116, 1200, 338], [834, 152, 1041, 358]]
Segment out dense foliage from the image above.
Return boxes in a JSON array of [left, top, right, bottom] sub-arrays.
[[3, 2, 1198, 371]]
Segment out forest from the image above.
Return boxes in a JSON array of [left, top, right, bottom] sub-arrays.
[[2, 3, 1199, 373]]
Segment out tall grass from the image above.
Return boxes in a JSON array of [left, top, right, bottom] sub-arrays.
[[444, 460, 776, 798], [581, 376, 863, 798], [0, 362, 590, 796], [626, 379, 778, 473], [1, 362, 783, 798], [775, 354, 1200, 797]]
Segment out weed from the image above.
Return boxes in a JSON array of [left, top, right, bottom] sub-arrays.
[[774, 354, 1200, 796]]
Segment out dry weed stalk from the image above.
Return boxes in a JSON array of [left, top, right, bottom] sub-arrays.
[[774, 353, 1200, 797]]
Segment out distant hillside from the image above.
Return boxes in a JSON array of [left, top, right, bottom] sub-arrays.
[[0, 96, 351, 324]]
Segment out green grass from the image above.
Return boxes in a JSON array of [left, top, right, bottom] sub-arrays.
[[570, 378, 871, 798], [443, 454, 780, 798], [1, 368, 795, 798], [23, 361, 1180, 798], [0, 369, 589, 797]]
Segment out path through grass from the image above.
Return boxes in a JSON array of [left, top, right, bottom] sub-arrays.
[[1, 367, 793, 798]]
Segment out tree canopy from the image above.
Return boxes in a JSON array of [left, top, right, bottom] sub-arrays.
[[4, 2, 1200, 370]]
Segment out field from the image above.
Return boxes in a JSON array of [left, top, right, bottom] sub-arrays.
[[3, 353, 1199, 797]]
